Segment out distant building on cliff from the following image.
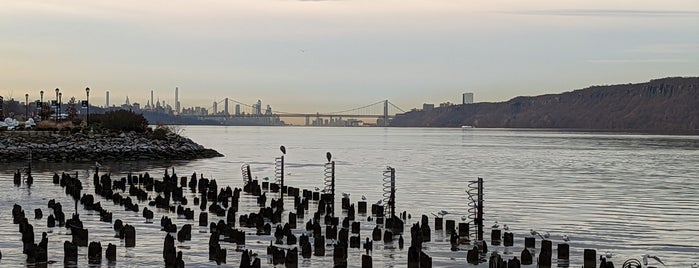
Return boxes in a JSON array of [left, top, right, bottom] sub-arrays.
[[423, 103, 435, 111], [463, 92, 474, 104]]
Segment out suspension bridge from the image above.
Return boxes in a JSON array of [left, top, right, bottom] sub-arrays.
[[181, 99, 406, 126]]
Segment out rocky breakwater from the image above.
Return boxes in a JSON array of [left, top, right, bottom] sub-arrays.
[[0, 131, 223, 162]]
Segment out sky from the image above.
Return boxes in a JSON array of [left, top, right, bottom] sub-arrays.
[[1, 0, 698, 113]]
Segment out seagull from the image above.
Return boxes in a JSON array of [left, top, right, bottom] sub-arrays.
[[314, 187, 320, 191], [530, 229, 549, 240], [562, 234, 570, 242], [361, 195, 366, 201], [262, 177, 269, 181], [492, 221, 499, 229], [375, 200, 382, 205], [691, 263, 697, 268], [461, 215, 468, 221], [437, 210, 449, 217], [341, 192, 350, 199], [604, 251, 613, 259], [503, 224, 509, 231], [642, 254, 666, 267], [95, 162, 101, 168]]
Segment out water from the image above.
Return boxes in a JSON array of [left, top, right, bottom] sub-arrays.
[[2, 126, 698, 267]]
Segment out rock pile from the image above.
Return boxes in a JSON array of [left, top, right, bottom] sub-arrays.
[[0, 131, 223, 162]]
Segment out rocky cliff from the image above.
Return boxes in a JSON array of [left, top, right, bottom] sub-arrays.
[[391, 77, 699, 133]]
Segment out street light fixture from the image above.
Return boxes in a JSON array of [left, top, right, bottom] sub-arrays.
[[39, 90, 44, 120], [58, 92, 62, 122], [55, 88, 59, 121], [25, 93, 29, 120], [85, 87, 90, 125]]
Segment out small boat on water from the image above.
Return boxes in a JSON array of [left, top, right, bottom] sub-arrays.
[[461, 125, 474, 129]]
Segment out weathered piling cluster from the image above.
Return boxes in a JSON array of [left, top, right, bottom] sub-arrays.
[[6, 151, 672, 267]]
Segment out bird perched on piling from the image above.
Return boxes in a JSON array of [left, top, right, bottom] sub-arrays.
[[431, 210, 449, 218], [562, 234, 570, 242], [461, 215, 467, 221], [492, 221, 499, 229], [530, 229, 550, 239], [342, 193, 350, 199], [361, 195, 366, 201], [642, 254, 666, 266], [503, 224, 509, 231]]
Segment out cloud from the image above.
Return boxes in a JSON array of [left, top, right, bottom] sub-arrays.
[[511, 9, 699, 17], [585, 59, 690, 64], [630, 44, 699, 54]]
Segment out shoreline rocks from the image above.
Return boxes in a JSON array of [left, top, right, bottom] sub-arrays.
[[0, 131, 223, 162]]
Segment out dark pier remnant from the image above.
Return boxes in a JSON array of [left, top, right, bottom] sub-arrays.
[[123, 224, 136, 248], [558, 242, 570, 267], [64, 241, 78, 265], [383, 166, 404, 234], [275, 145, 286, 210], [324, 152, 335, 217], [466, 177, 485, 242], [106, 243, 117, 263], [491, 227, 502, 246], [362, 254, 373, 268], [521, 248, 533, 265], [583, 249, 597, 268], [539, 239, 552, 268], [88, 241, 102, 264]]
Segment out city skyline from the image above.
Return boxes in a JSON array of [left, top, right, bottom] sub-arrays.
[[1, 0, 698, 113]]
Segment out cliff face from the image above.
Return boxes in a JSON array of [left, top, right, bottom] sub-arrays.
[[391, 77, 699, 132]]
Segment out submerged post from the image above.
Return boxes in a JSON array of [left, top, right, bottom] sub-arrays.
[[279, 145, 286, 209], [476, 177, 484, 241], [324, 152, 335, 217]]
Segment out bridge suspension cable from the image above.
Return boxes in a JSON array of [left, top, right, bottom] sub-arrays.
[[203, 98, 405, 117]]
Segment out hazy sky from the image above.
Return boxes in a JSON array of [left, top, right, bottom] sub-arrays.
[[1, 0, 698, 113]]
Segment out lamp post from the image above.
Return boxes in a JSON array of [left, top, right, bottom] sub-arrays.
[[55, 88, 59, 121], [58, 92, 62, 122], [85, 87, 90, 125], [25, 93, 29, 120], [39, 90, 44, 120]]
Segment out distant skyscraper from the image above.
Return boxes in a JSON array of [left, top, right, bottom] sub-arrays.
[[224, 98, 229, 115], [256, 100, 262, 115], [150, 90, 154, 110], [105, 91, 110, 107], [235, 104, 240, 115], [212, 101, 218, 114], [175, 87, 180, 113], [463, 92, 474, 104]]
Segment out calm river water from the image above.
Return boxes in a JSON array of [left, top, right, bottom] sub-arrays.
[[1, 126, 698, 267]]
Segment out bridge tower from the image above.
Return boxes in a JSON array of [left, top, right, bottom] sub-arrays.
[[224, 98, 229, 116], [383, 99, 389, 127]]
